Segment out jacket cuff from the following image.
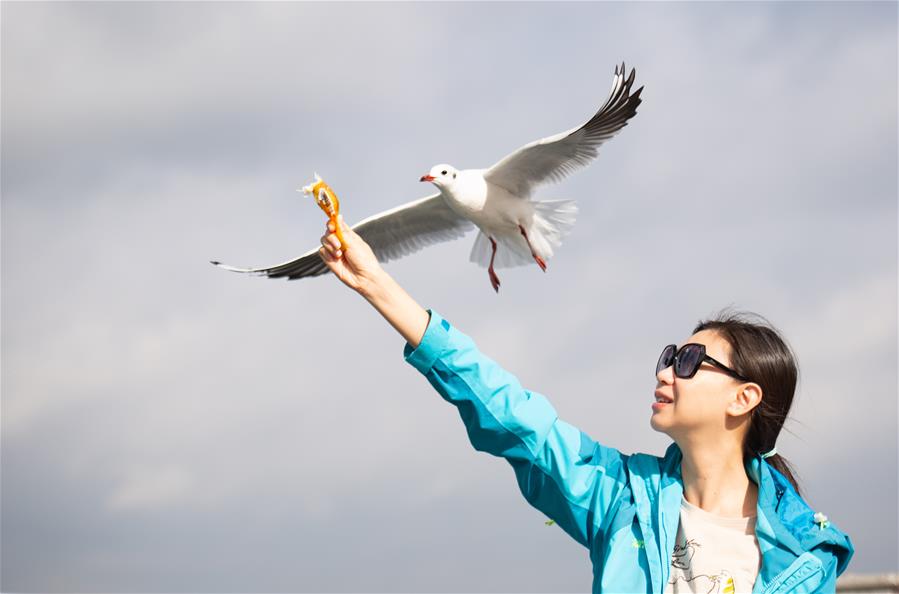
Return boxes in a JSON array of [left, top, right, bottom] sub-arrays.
[[403, 309, 451, 374]]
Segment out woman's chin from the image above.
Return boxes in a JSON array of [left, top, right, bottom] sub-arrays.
[[649, 416, 670, 434]]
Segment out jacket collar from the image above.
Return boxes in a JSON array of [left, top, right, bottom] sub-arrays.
[[626, 444, 685, 592], [745, 451, 854, 576], [630, 444, 855, 593], [659, 443, 853, 581]]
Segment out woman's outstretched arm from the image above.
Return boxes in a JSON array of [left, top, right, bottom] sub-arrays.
[[319, 215, 429, 348], [318, 216, 630, 550]]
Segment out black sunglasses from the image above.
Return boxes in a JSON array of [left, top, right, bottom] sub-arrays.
[[656, 343, 750, 382]]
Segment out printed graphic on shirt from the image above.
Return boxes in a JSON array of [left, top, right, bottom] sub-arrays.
[[672, 538, 699, 569], [668, 537, 737, 594]]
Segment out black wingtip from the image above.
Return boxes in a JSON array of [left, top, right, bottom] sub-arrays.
[[615, 62, 638, 86], [210, 260, 221, 266]]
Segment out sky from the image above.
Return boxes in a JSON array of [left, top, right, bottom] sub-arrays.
[[1, 1, 897, 592]]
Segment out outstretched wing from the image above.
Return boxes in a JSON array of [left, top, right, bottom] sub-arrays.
[[211, 194, 474, 280], [483, 62, 643, 198]]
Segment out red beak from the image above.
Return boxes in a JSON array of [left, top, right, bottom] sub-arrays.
[[420, 174, 435, 182]]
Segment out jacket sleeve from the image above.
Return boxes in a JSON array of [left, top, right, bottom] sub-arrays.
[[816, 539, 854, 593], [404, 310, 630, 549], [819, 561, 838, 594]]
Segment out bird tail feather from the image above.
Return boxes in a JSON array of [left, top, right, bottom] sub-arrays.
[[469, 231, 533, 269], [468, 199, 578, 269], [532, 199, 578, 257]]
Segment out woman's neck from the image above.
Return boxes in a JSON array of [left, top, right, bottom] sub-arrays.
[[679, 440, 758, 518]]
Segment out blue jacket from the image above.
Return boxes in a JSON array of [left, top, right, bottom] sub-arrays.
[[404, 311, 854, 593]]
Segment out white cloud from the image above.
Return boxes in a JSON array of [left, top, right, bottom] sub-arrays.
[[108, 465, 195, 511]]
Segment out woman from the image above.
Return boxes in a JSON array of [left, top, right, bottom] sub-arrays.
[[318, 217, 854, 593]]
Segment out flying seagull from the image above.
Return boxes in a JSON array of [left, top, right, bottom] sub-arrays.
[[212, 62, 643, 292]]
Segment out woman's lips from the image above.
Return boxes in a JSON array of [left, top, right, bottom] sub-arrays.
[[653, 390, 673, 410]]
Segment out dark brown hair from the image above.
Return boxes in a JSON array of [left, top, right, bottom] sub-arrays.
[[694, 310, 802, 496]]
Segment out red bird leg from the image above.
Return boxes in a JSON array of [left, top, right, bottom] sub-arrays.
[[488, 236, 501, 292], [518, 224, 547, 272]]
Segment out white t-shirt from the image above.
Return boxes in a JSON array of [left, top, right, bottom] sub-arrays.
[[665, 496, 762, 594]]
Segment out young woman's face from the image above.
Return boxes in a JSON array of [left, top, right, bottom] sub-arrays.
[[649, 329, 745, 440]]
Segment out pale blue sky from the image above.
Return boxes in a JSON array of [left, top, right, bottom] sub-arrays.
[[2, 2, 897, 591]]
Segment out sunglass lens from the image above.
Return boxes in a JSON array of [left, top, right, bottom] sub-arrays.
[[656, 345, 676, 375], [675, 344, 704, 378]]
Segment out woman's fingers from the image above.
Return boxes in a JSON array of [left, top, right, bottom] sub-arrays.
[[319, 244, 344, 265], [320, 232, 342, 252], [338, 215, 355, 240], [336, 215, 353, 242], [328, 234, 341, 251], [338, 216, 369, 254], [318, 246, 337, 264], [321, 219, 351, 265]]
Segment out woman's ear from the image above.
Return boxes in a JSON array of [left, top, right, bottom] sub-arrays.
[[728, 383, 763, 416]]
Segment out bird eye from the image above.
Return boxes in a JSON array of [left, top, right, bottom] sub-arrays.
[[441, 170, 447, 176]]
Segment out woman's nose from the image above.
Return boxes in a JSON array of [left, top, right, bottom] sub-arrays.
[[656, 365, 675, 384]]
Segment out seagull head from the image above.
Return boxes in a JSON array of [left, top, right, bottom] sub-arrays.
[[420, 164, 458, 188]]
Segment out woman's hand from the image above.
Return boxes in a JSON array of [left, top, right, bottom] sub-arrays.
[[319, 215, 384, 294], [319, 214, 428, 346]]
